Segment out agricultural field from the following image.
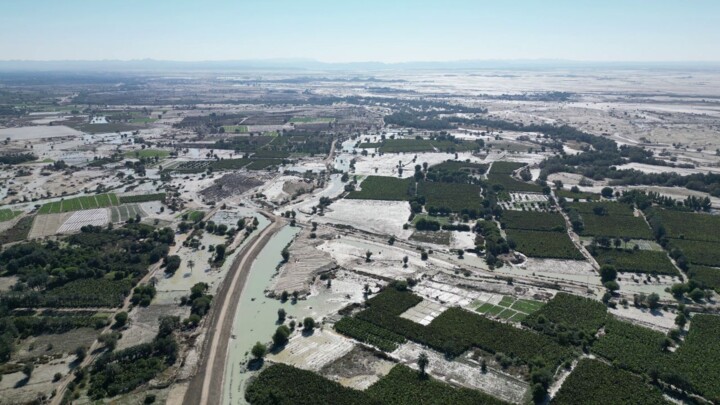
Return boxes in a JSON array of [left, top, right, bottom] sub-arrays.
[[552, 359, 669, 405], [505, 229, 584, 260], [0, 215, 34, 244], [499, 210, 566, 232], [567, 201, 635, 217], [377, 139, 435, 153], [118, 193, 165, 204], [668, 238, 720, 267], [38, 193, 119, 214], [555, 189, 600, 201], [486, 173, 543, 193], [522, 293, 608, 340], [222, 125, 248, 133], [592, 314, 720, 402], [123, 149, 169, 159], [57, 208, 109, 232], [687, 265, 720, 292], [0, 209, 21, 222], [417, 181, 483, 213], [578, 212, 653, 239], [246, 363, 507, 405], [338, 289, 574, 367], [648, 208, 720, 242], [110, 204, 146, 223], [474, 295, 543, 322], [289, 117, 335, 123], [590, 247, 679, 275], [346, 176, 413, 201], [489, 161, 526, 174]]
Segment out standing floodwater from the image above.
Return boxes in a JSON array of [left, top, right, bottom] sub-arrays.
[[221, 225, 303, 404]]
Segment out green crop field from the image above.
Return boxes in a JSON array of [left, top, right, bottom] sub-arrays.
[[556, 189, 600, 201], [505, 229, 584, 260], [129, 117, 158, 124], [486, 173, 543, 193], [579, 213, 654, 239], [500, 210, 566, 232], [289, 117, 335, 123], [668, 238, 720, 267], [0, 209, 21, 222], [591, 247, 679, 275], [592, 314, 720, 402], [123, 149, 169, 159], [567, 201, 635, 217], [475, 296, 543, 322], [338, 288, 575, 369], [417, 181, 483, 213], [118, 193, 165, 204], [378, 139, 435, 153], [411, 214, 451, 225], [553, 359, 669, 405], [648, 208, 720, 242], [346, 176, 414, 201], [222, 125, 248, 133], [687, 265, 720, 292], [38, 193, 119, 214], [489, 161, 526, 174]]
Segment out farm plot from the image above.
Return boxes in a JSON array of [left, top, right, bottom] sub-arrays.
[[556, 189, 600, 201], [346, 176, 413, 201], [486, 173, 543, 193], [38, 193, 118, 214], [417, 182, 483, 214], [505, 229, 584, 260], [289, 117, 335, 123], [339, 289, 575, 367], [552, 359, 669, 405], [169, 160, 210, 173], [475, 295, 543, 322], [123, 149, 169, 159], [57, 208, 109, 232], [667, 238, 720, 267], [500, 210, 566, 232], [376, 139, 435, 153], [489, 161, 526, 174], [648, 208, 720, 242], [592, 314, 720, 402], [118, 193, 164, 204], [110, 204, 146, 223], [523, 293, 607, 338], [222, 125, 248, 133], [0, 209, 21, 222], [567, 201, 635, 217], [687, 265, 720, 292], [0, 215, 34, 244], [578, 213, 653, 239], [590, 247, 679, 275]]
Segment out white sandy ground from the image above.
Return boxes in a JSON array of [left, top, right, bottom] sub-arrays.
[[268, 329, 355, 372], [57, 208, 109, 233], [0, 125, 84, 140], [314, 199, 412, 238], [317, 236, 454, 280], [608, 305, 677, 332], [392, 342, 529, 404]]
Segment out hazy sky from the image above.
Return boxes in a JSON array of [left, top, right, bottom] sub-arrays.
[[1, 0, 719, 62]]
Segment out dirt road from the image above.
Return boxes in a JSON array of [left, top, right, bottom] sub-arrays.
[[183, 213, 283, 405]]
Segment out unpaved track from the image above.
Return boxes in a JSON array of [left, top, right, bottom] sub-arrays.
[[184, 213, 282, 405]]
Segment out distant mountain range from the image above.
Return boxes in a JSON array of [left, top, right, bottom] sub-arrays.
[[0, 59, 718, 72]]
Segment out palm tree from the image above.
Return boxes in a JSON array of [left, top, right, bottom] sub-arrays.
[[417, 352, 429, 377]]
